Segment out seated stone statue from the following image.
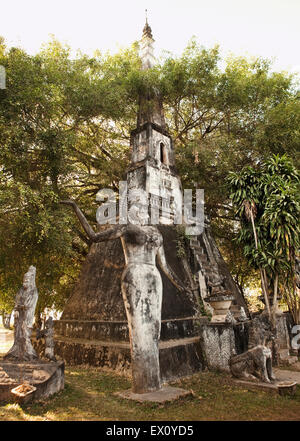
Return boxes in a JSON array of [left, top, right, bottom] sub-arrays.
[[4, 266, 39, 361], [229, 345, 276, 383]]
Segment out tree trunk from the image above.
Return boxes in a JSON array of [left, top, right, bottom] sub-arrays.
[[249, 210, 271, 317], [272, 273, 279, 323], [261, 269, 271, 317]]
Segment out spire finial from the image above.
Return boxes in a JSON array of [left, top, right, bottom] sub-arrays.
[[142, 10, 153, 40], [140, 10, 155, 69]]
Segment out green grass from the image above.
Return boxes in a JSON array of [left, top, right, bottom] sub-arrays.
[[0, 367, 300, 421]]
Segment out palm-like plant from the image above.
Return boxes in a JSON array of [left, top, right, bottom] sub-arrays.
[[228, 154, 300, 325]]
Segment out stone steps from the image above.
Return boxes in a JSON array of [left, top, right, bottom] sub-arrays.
[[53, 317, 200, 342]]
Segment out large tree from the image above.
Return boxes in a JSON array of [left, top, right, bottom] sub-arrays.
[[0, 36, 298, 316]]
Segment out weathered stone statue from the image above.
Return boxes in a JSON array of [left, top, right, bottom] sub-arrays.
[[4, 266, 39, 361], [37, 317, 56, 362], [207, 270, 224, 296], [248, 314, 273, 349], [229, 345, 276, 383], [229, 314, 276, 383], [61, 199, 188, 393]]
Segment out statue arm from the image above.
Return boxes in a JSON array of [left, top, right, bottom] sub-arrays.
[[14, 288, 23, 305], [60, 200, 124, 242], [157, 245, 186, 292]]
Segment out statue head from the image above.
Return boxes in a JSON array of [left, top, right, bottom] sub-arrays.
[[23, 265, 36, 290]]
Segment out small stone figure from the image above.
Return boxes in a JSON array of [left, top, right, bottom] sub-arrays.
[[207, 271, 224, 296], [229, 345, 276, 383], [238, 307, 248, 322], [4, 266, 39, 361], [37, 317, 56, 362]]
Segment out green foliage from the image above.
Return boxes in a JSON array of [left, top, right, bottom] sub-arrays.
[[0, 35, 299, 314], [228, 154, 299, 273], [0, 39, 141, 313], [175, 225, 191, 258], [227, 154, 300, 318]]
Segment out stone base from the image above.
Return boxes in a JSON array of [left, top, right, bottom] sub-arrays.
[[115, 386, 192, 403], [233, 379, 278, 393], [210, 314, 227, 324], [11, 384, 37, 405], [277, 381, 297, 396], [0, 359, 64, 403], [232, 378, 298, 395]]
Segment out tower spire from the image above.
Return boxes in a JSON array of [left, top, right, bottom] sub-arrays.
[[145, 9, 148, 25], [140, 13, 155, 70], [137, 15, 166, 130]]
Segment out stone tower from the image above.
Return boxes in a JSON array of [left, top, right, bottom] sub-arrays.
[[128, 20, 183, 226], [51, 21, 249, 381]]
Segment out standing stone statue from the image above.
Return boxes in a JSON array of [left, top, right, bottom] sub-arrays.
[[44, 317, 56, 361], [4, 266, 39, 361], [36, 317, 56, 362], [61, 200, 188, 394]]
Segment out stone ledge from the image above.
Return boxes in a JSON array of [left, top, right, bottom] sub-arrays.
[[232, 379, 278, 394], [52, 335, 131, 348], [54, 317, 202, 342], [47, 335, 201, 349], [232, 377, 299, 395]]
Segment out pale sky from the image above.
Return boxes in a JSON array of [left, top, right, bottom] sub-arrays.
[[0, 0, 299, 73]]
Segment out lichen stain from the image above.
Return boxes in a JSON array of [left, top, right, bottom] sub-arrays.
[[139, 298, 152, 324], [134, 289, 142, 309]]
